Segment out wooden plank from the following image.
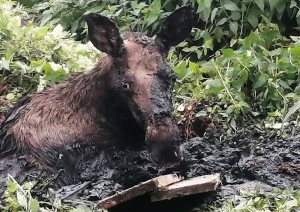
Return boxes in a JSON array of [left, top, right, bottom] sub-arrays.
[[97, 174, 182, 209], [150, 173, 221, 202]]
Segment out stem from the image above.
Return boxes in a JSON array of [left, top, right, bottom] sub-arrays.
[[215, 62, 236, 105]]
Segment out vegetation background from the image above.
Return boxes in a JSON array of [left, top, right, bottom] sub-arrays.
[[2, 0, 300, 133], [0, 0, 300, 211]]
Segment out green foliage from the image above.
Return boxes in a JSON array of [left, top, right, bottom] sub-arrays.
[[172, 18, 300, 128], [220, 188, 300, 211], [2, 0, 300, 125], [0, 0, 99, 101], [2, 175, 41, 212], [1, 174, 102, 212], [18, 0, 170, 38], [14, 0, 300, 50], [3, 174, 299, 212]]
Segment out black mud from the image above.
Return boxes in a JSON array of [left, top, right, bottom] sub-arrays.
[[0, 127, 299, 211]]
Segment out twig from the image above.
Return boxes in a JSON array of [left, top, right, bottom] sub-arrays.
[[40, 169, 64, 190], [61, 181, 91, 201]]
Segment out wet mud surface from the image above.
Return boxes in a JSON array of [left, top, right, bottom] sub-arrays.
[[0, 126, 299, 211]]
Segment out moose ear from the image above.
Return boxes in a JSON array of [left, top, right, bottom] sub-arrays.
[[84, 13, 125, 58], [155, 5, 195, 51]]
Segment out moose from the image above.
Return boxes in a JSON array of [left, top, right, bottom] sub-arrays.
[[0, 6, 195, 176]]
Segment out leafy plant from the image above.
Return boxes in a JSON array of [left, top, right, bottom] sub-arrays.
[[17, 0, 169, 40], [172, 17, 300, 129], [1, 174, 101, 211], [0, 0, 99, 102], [220, 187, 300, 211], [3, 0, 300, 127]]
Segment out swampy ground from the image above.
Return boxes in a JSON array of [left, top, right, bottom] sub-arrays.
[[0, 122, 299, 211]]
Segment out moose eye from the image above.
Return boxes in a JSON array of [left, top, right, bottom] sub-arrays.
[[122, 82, 130, 90]]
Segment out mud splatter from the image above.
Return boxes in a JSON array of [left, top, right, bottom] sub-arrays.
[[0, 126, 299, 211]]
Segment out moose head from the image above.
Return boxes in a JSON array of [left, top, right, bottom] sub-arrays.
[[85, 6, 195, 167]]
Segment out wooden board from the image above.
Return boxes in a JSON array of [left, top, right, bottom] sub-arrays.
[[97, 174, 182, 209], [150, 173, 221, 202]]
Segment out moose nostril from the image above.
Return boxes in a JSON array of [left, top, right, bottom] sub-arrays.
[[122, 82, 130, 89]]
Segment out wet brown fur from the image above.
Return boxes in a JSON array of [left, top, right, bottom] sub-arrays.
[[0, 6, 195, 173], [10, 37, 162, 159]]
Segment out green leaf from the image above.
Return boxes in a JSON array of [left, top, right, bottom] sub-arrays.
[[0, 59, 10, 70], [217, 17, 227, 25], [285, 199, 298, 209], [290, 0, 297, 8], [232, 79, 244, 90], [6, 93, 16, 101], [203, 79, 222, 87], [223, 1, 239, 11], [229, 21, 238, 34], [232, 69, 248, 89], [195, 110, 207, 117], [31, 60, 44, 68], [248, 13, 258, 28], [149, 0, 161, 11], [254, 74, 267, 89], [40, 10, 53, 26], [176, 104, 185, 112], [221, 48, 234, 57], [291, 46, 300, 55], [297, 10, 300, 18], [6, 179, 19, 193], [203, 7, 211, 21], [71, 205, 93, 212], [17, 190, 27, 208], [211, 8, 218, 23], [146, 12, 159, 26], [230, 11, 241, 20], [255, 0, 264, 10], [188, 61, 199, 73], [282, 99, 300, 130], [87, 5, 106, 13], [275, 1, 286, 14], [204, 0, 212, 8], [182, 46, 199, 52], [15, 61, 28, 73], [278, 80, 291, 90], [173, 60, 188, 79], [285, 93, 297, 98], [29, 199, 39, 212]]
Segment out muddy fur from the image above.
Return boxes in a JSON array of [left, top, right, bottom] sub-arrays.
[[0, 6, 195, 175]]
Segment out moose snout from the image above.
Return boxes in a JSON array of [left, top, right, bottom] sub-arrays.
[[148, 141, 183, 168], [145, 114, 183, 168]]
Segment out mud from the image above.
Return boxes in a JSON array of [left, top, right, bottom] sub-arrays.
[[0, 126, 299, 211]]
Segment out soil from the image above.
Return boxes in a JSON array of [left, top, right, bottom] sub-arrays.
[[0, 124, 299, 211]]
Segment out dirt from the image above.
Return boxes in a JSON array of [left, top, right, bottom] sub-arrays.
[[0, 125, 299, 211]]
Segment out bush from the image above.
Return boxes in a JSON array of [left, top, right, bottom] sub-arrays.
[[3, 0, 300, 126], [0, 0, 99, 102], [171, 18, 300, 128]]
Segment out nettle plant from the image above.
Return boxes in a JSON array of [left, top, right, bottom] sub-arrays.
[[19, 0, 172, 39], [0, 0, 99, 101], [171, 18, 300, 128], [7, 0, 300, 126]]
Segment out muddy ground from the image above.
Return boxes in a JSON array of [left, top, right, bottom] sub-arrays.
[[0, 125, 299, 211]]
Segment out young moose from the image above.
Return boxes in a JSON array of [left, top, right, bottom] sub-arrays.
[[0, 6, 195, 173]]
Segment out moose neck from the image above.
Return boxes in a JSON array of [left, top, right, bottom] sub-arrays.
[[60, 56, 145, 146]]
